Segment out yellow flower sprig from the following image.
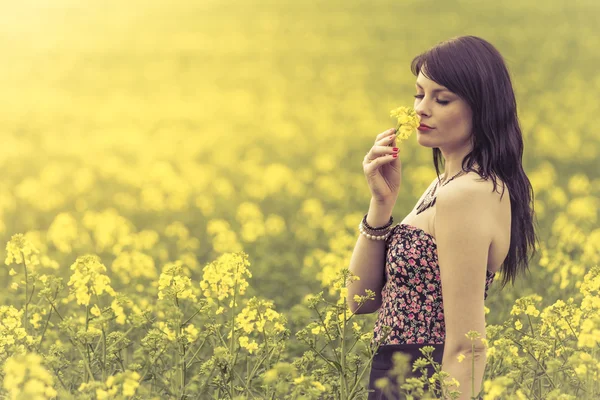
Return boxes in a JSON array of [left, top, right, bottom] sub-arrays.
[[389, 106, 420, 143]]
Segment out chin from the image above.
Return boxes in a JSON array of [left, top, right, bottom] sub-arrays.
[[416, 133, 435, 146]]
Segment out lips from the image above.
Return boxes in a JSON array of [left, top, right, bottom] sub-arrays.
[[419, 124, 433, 128]]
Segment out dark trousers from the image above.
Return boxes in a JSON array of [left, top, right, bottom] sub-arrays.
[[367, 343, 445, 400]]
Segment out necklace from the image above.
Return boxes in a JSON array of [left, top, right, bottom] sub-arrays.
[[416, 170, 466, 215]]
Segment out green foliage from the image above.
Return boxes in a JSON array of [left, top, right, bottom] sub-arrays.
[[0, 0, 599, 399]]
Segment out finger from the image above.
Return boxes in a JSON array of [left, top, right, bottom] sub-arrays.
[[364, 146, 398, 164], [375, 127, 397, 143], [364, 152, 398, 172], [378, 132, 397, 147]]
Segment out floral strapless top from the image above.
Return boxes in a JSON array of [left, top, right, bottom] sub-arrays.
[[371, 223, 496, 347]]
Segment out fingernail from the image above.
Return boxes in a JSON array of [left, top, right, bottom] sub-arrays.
[[393, 148, 398, 152]]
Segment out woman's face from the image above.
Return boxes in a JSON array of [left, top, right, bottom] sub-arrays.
[[413, 70, 473, 151]]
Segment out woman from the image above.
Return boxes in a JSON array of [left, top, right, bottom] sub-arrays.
[[346, 36, 539, 399]]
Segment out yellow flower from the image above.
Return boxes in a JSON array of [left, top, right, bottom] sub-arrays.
[[514, 320, 523, 330], [457, 353, 466, 363], [157, 322, 177, 342], [389, 106, 420, 142], [483, 376, 512, 400], [0, 306, 32, 360], [234, 296, 286, 336], [111, 299, 126, 325], [112, 250, 157, 285], [5, 234, 40, 268], [263, 369, 278, 383], [574, 364, 587, 376], [29, 313, 43, 329], [337, 287, 348, 305], [90, 305, 102, 317], [200, 252, 252, 303], [246, 341, 258, 354], [311, 325, 323, 335], [67, 255, 116, 306], [122, 371, 141, 396], [184, 324, 199, 342], [525, 304, 540, 317], [47, 212, 80, 253], [238, 335, 259, 354], [2, 352, 56, 400], [157, 260, 197, 302]]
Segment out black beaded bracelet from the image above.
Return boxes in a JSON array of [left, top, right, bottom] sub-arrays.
[[362, 213, 393, 231]]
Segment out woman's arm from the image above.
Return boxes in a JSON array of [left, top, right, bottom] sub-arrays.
[[346, 197, 394, 314], [435, 180, 495, 399]]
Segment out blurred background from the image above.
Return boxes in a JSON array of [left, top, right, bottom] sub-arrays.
[[1, 0, 599, 331]]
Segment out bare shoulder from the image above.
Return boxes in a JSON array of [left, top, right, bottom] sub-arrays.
[[440, 171, 509, 205], [438, 171, 511, 243]]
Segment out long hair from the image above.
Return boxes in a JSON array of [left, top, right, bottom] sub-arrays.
[[410, 36, 540, 290]]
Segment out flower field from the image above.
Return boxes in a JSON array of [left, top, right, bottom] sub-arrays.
[[0, 0, 599, 398]]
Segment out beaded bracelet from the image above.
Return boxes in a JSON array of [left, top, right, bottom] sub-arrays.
[[361, 213, 393, 230], [358, 213, 394, 241]]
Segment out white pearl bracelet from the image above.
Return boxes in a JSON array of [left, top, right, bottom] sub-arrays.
[[358, 222, 392, 241]]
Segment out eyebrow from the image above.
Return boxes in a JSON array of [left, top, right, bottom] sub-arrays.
[[415, 82, 450, 93]]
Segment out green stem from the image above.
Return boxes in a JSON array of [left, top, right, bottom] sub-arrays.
[[22, 253, 29, 332], [314, 306, 340, 364], [185, 338, 207, 369], [507, 334, 556, 390], [471, 342, 475, 399], [214, 329, 255, 398], [229, 274, 239, 397], [37, 305, 54, 352], [175, 293, 186, 400], [92, 291, 107, 381], [106, 326, 135, 352], [181, 306, 204, 327], [85, 304, 92, 382], [340, 300, 347, 399]]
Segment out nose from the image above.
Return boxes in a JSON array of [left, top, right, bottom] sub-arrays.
[[414, 98, 430, 118]]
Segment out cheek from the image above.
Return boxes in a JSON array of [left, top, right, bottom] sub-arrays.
[[445, 110, 470, 132]]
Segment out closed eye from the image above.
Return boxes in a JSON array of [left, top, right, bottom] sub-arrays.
[[413, 95, 449, 105]]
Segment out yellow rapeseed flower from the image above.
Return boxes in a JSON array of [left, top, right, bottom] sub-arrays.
[[2, 352, 57, 400], [157, 260, 197, 302], [47, 212, 79, 253], [111, 299, 126, 325], [184, 324, 199, 342], [67, 255, 116, 306], [200, 252, 252, 304], [238, 335, 259, 354], [514, 320, 523, 330], [389, 106, 420, 142], [5, 233, 40, 268], [112, 250, 157, 285], [0, 306, 31, 362], [157, 322, 177, 342]]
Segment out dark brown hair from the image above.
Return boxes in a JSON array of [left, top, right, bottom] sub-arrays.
[[410, 35, 540, 290]]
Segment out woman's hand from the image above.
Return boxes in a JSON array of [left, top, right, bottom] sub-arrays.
[[363, 128, 402, 204]]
